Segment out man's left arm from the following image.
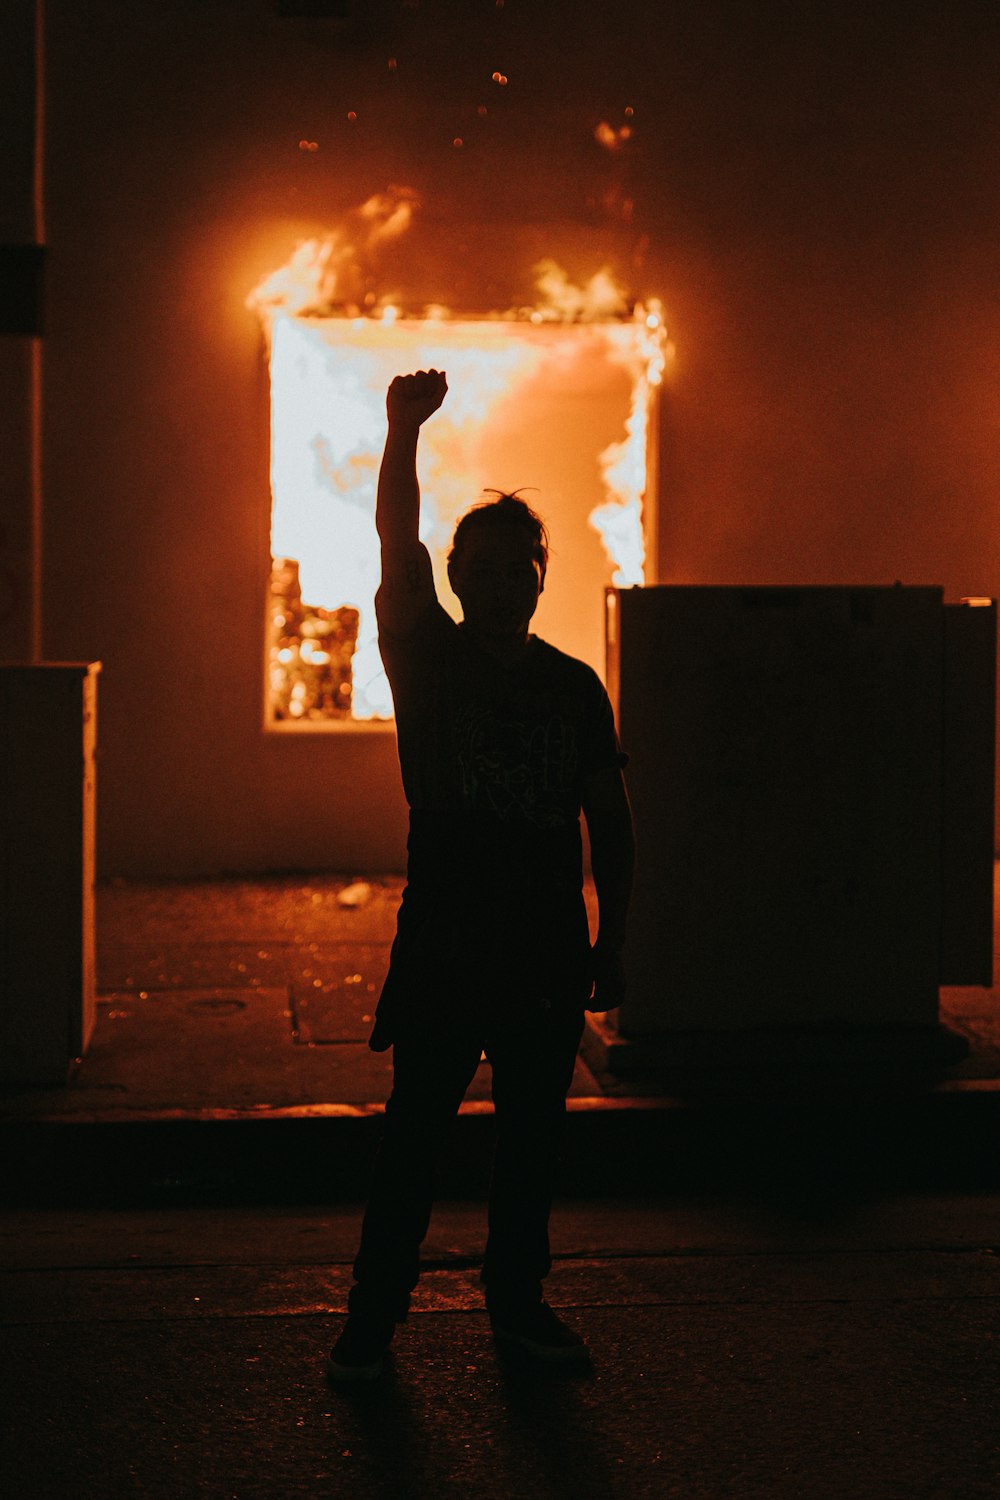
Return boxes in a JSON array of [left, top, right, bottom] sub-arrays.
[[581, 766, 635, 1011]]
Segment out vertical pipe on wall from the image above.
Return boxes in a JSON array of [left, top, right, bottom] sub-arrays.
[[0, 0, 44, 664], [30, 0, 44, 664]]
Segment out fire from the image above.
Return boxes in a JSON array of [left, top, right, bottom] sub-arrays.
[[528, 260, 627, 322], [249, 198, 667, 723], [592, 302, 666, 588], [247, 190, 417, 321]]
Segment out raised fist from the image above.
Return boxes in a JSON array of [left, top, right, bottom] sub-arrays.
[[386, 369, 448, 428]]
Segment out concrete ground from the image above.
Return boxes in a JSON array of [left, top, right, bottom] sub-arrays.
[[2, 872, 1000, 1205], [3, 871, 999, 1116], [3, 878, 1000, 1496], [3, 1193, 1000, 1499]]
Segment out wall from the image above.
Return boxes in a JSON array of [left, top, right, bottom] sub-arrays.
[[0, 0, 42, 663], [40, 0, 1000, 876]]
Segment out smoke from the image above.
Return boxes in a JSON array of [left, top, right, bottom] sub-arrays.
[[246, 188, 419, 321], [529, 260, 629, 323]]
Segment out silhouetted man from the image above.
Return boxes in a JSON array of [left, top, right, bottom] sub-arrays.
[[328, 369, 634, 1381]]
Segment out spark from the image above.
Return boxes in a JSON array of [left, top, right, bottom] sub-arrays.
[[595, 121, 632, 151]]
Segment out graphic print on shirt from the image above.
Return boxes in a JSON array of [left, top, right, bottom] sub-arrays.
[[457, 703, 579, 827]]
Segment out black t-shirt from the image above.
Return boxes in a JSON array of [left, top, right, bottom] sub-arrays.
[[371, 599, 626, 1044]]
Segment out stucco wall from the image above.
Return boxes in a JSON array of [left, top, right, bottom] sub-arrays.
[[40, 0, 1000, 876]]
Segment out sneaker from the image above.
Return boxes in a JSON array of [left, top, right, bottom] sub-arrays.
[[326, 1315, 394, 1383], [489, 1301, 589, 1363]]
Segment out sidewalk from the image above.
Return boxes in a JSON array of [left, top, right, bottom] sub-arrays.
[[2, 873, 999, 1203], [7, 1194, 1000, 1500], [5, 1195, 1000, 1499]]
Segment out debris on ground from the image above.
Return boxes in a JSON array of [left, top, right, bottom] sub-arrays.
[[336, 881, 372, 909]]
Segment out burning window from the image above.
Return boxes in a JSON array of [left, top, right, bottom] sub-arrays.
[[250, 220, 667, 726]]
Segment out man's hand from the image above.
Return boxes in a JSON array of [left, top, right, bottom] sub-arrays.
[[588, 936, 627, 1012], [387, 369, 448, 429]]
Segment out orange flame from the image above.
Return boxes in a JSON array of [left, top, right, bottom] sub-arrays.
[[250, 206, 668, 721], [246, 189, 417, 322]]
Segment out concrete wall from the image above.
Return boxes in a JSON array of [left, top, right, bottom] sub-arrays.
[[39, 0, 1000, 876]]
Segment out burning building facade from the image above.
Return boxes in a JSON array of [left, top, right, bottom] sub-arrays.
[[249, 208, 667, 727], [20, 1, 1000, 878]]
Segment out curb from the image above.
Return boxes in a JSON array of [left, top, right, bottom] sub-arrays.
[[2, 1083, 999, 1207]]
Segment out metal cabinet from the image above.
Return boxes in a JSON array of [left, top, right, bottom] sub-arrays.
[[1, 663, 100, 1085], [605, 587, 995, 1037]]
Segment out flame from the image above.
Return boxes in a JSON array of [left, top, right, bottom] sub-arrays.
[[589, 301, 668, 587], [252, 212, 667, 721], [267, 318, 554, 718], [246, 189, 417, 323], [529, 260, 628, 323]]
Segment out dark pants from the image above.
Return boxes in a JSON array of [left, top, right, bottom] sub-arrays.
[[349, 1005, 584, 1324]]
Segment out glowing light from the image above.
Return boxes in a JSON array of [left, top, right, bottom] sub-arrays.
[[246, 191, 417, 323], [595, 121, 633, 151], [530, 260, 628, 322], [264, 312, 663, 718], [347, 111, 357, 122], [593, 396, 649, 587], [251, 210, 667, 724], [453, 137, 464, 148]]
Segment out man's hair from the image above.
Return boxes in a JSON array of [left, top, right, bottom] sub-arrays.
[[448, 491, 549, 582]]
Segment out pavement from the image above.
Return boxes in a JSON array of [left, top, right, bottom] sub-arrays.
[[1, 872, 1000, 1204], [3, 878, 1000, 1497], [3, 1194, 1000, 1498]]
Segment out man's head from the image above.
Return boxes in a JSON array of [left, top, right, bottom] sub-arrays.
[[447, 491, 549, 642]]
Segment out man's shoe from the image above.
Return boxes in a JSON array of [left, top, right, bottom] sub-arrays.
[[326, 1315, 394, 1383], [489, 1301, 589, 1363]]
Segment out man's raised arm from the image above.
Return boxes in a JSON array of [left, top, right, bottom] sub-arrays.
[[375, 369, 447, 636]]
